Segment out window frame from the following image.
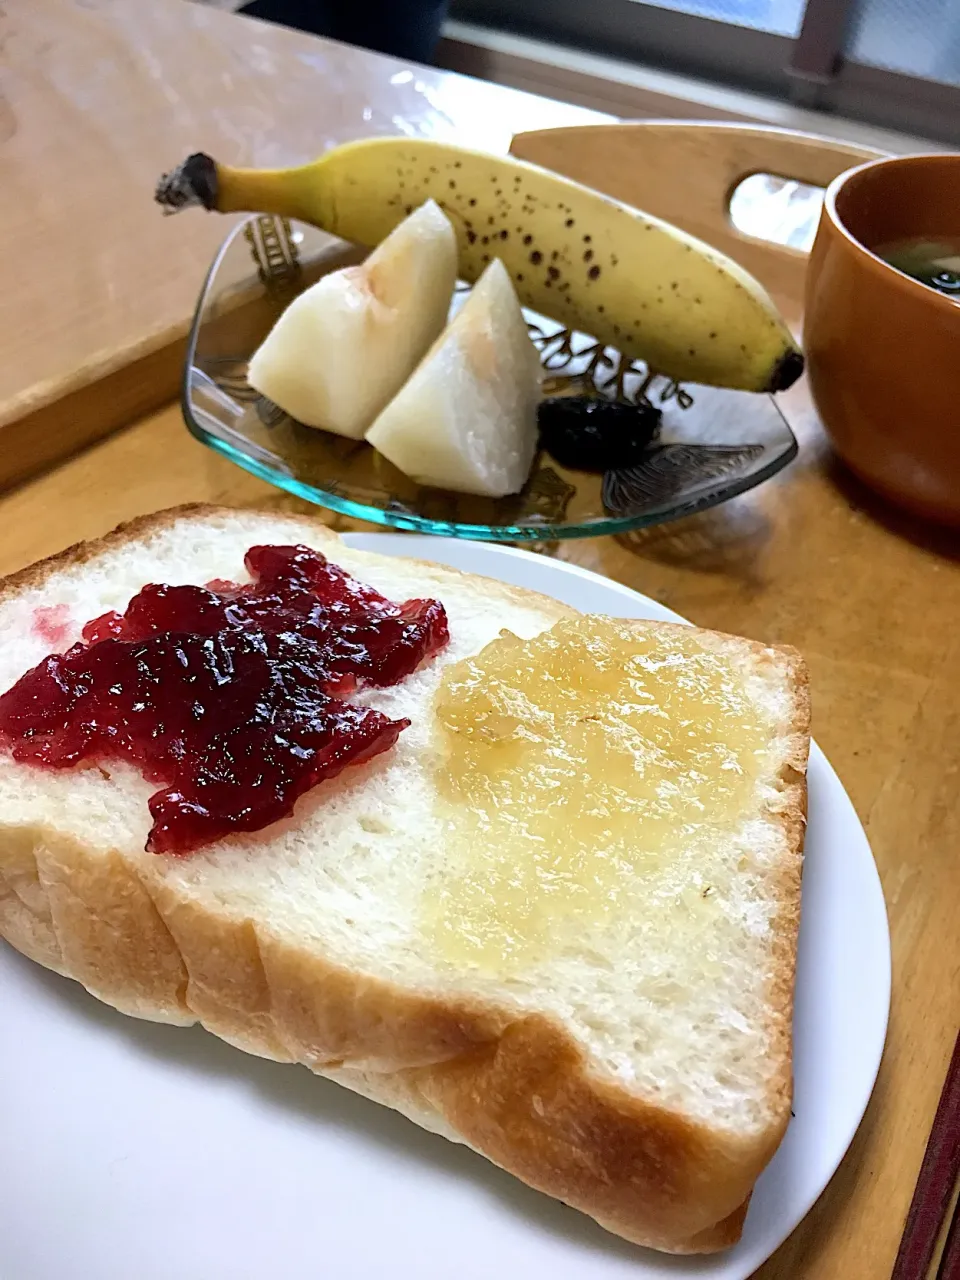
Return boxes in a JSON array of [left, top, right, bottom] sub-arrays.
[[450, 0, 960, 146]]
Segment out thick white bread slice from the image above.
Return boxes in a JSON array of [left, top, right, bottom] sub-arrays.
[[0, 506, 809, 1255]]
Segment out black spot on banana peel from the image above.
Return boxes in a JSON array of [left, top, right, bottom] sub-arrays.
[[155, 153, 219, 213], [767, 347, 805, 393]]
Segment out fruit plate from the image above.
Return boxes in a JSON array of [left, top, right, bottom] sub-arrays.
[[182, 216, 798, 541], [0, 538, 889, 1280]]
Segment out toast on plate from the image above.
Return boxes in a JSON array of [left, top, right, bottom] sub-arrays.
[[0, 505, 809, 1254]]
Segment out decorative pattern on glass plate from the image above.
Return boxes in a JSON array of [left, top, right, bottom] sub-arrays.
[[182, 215, 798, 542]]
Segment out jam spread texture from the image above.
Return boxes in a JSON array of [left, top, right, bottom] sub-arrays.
[[0, 546, 448, 854], [426, 618, 770, 973]]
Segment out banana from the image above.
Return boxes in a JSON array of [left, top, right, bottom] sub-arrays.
[[156, 138, 803, 393]]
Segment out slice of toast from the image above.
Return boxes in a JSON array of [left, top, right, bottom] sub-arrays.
[[0, 505, 809, 1254]]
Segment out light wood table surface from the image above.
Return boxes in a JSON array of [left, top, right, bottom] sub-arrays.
[[1, 3, 959, 1280]]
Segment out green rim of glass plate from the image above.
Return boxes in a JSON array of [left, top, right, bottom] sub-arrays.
[[181, 217, 799, 543]]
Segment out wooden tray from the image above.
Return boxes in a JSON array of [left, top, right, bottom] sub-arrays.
[[0, 112, 958, 1280]]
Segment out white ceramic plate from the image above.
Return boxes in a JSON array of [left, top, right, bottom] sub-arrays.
[[0, 536, 890, 1280]]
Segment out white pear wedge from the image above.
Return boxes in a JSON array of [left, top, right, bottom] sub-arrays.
[[247, 200, 456, 438], [365, 258, 542, 497]]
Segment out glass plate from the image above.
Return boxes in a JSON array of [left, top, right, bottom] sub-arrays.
[[182, 215, 798, 542]]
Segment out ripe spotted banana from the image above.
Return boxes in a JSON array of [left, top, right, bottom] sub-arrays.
[[157, 138, 803, 393]]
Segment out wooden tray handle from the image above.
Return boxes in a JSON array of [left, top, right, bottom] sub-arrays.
[[509, 121, 885, 307]]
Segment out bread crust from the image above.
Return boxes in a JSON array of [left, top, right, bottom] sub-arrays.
[[0, 505, 810, 1254]]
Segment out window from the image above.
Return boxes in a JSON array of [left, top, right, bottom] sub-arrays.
[[450, 0, 960, 144], [637, 0, 805, 37], [848, 0, 960, 88]]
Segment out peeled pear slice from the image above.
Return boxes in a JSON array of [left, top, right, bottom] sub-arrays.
[[365, 258, 542, 497], [247, 200, 456, 437]]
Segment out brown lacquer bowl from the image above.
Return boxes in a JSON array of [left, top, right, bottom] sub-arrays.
[[805, 154, 960, 525]]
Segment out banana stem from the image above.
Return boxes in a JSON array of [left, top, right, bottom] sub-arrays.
[[214, 164, 321, 223], [155, 154, 324, 224], [155, 153, 220, 214]]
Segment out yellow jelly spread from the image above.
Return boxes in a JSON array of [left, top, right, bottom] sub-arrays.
[[423, 617, 772, 973]]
